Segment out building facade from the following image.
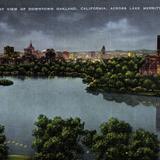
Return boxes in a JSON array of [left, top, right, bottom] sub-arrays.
[[139, 35, 160, 76], [24, 41, 35, 54], [139, 55, 160, 75], [23, 42, 45, 60]]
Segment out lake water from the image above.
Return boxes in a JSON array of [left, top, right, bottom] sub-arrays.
[[0, 77, 160, 156]]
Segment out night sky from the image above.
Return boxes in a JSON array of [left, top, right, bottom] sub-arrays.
[[0, 0, 160, 52]]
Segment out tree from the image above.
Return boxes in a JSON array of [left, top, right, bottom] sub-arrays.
[[3, 46, 19, 64], [87, 66, 95, 75], [83, 118, 159, 160], [95, 67, 103, 77], [128, 60, 135, 70], [4, 46, 14, 57], [116, 81, 124, 89], [122, 65, 128, 72], [100, 118, 132, 135], [133, 147, 156, 160], [0, 125, 8, 160], [125, 71, 135, 79], [45, 49, 56, 64], [106, 145, 129, 160], [18, 67, 26, 75], [32, 115, 85, 160], [143, 79, 153, 91], [130, 129, 159, 160], [131, 129, 159, 153], [41, 67, 48, 75]]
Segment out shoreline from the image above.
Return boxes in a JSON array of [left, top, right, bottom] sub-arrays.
[[8, 155, 31, 160]]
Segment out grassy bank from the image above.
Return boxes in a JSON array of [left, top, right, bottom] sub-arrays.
[[8, 155, 31, 160]]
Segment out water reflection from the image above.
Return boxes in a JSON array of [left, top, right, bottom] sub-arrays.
[[87, 90, 160, 133], [157, 107, 160, 132]]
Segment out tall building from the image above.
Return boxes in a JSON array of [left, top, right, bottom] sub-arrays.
[[24, 41, 35, 54], [139, 36, 160, 75], [101, 46, 106, 55], [23, 41, 45, 60], [4, 46, 14, 55], [157, 35, 160, 55]]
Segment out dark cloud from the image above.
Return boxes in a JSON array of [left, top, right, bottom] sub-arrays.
[[0, 0, 160, 52]]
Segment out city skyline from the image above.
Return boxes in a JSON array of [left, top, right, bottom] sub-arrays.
[[0, 40, 157, 54], [0, 0, 160, 52]]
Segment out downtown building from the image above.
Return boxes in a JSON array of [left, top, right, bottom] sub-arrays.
[[139, 35, 160, 76]]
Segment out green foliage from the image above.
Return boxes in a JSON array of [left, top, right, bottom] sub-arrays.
[[18, 67, 26, 75], [125, 71, 135, 79], [132, 147, 156, 160], [143, 79, 153, 90], [95, 67, 103, 77], [0, 79, 13, 86], [4, 46, 15, 57], [41, 67, 48, 74], [0, 55, 160, 96], [83, 118, 159, 160], [32, 115, 85, 160], [45, 49, 56, 64], [115, 81, 124, 89], [0, 125, 8, 160], [100, 118, 132, 135]]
